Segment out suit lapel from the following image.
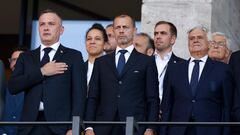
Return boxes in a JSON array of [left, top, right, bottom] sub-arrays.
[[120, 49, 138, 78], [164, 53, 178, 82], [52, 44, 66, 62], [195, 57, 214, 96], [168, 53, 178, 66], [84, 60, 89, 71], [32, 47, 41, 67], [106, 52, 119, 78], [183, 60, 193, 97], [163, 54, 178, 93]]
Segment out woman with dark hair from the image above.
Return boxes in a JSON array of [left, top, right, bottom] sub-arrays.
[[85, 23, 108, 86]]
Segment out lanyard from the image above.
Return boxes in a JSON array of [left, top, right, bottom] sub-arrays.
[[159, 63, 168, 79]]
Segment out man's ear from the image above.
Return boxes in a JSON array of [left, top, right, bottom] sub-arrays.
[[170, 35, 176, 45], [60, 26, 64, 35]]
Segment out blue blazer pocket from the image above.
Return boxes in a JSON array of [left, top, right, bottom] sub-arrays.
[[209, 81, 220, 92]]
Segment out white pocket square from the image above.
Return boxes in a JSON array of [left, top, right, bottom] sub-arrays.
[[133, 70, 139, 73]]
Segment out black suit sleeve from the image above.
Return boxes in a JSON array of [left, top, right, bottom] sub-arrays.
[[146, 57, 160, 121], [71, 52, 87, 119], [8, 53, 44, 95], [160, 65, 174, 135], [229, 52, 240, 121], [221, 65, 234, 135]]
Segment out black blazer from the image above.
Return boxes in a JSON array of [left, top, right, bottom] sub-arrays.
[[229, 51, 240, 135], [85, 49, 159, 135], [8, 45, 87, 135]]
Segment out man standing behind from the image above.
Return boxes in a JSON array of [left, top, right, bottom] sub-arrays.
[[9, 9, 87, 135], [134, 32, 155, 56], [161, 26, 233, 135], [153, 21, 184, 107], [208, 32, 231, 64], [85, 15, 159, 135], [104, 24, 118, 54], [0, 47, 26, 135]]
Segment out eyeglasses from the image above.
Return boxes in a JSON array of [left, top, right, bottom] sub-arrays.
[[8, 58, 17, 63], [209, 41, 226, 47]]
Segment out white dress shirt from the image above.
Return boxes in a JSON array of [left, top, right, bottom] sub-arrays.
[[154, 51, 172, 102], [87, 61, 94, 86], [115, 45, 134, 67], [188, 55, 208, 83], [39, 42, 60, 111]]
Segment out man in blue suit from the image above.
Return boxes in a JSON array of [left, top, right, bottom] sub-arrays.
[[8, 9, 87, 135], [85, 15, 159, 135], [161, 26, 233, 135]]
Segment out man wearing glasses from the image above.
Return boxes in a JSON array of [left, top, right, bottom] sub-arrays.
[[208, 32, 231, 64]]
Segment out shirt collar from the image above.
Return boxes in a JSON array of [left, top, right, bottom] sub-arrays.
[[40, 42, 60, 52], [190, 55, 208, 63], [154, 51, 172, 60], [115, 45, 134, 55]]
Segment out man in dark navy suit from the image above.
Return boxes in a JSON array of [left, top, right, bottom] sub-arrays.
[[85, 14, 159, 135], [8, 9, 87, 135], [152, 21, 185, 120], [161, 26, 233, 135]]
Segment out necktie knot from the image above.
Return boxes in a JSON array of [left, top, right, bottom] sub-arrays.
[[193, 59, 201, 64], [43, 47, 52, 54], [119, 50, 128, 55], [41, 47, 52, 67]]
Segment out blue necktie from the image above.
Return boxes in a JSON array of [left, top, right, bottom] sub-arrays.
[[41, 47, 52, 67], [117, 50, 128, 75], [190, 60, 201, 96]]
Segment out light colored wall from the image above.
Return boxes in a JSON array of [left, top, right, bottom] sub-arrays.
[[211, 0, 240, 51], [142, 0, 240, 59]]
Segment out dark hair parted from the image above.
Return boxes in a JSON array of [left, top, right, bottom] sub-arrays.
[[155, 21, 177, 38], [86, 23, 108, 42]]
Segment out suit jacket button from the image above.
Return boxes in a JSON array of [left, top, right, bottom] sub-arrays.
[[192, 99, 196, 103], [118, 81, 122, 84], [117, 95, 120, 98]]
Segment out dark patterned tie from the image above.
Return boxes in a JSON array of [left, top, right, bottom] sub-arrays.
[[41, 47, 52, 67], [40, 47, 52, 102], [117, 50, 128, 75], [190, 60, 201, 96]]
